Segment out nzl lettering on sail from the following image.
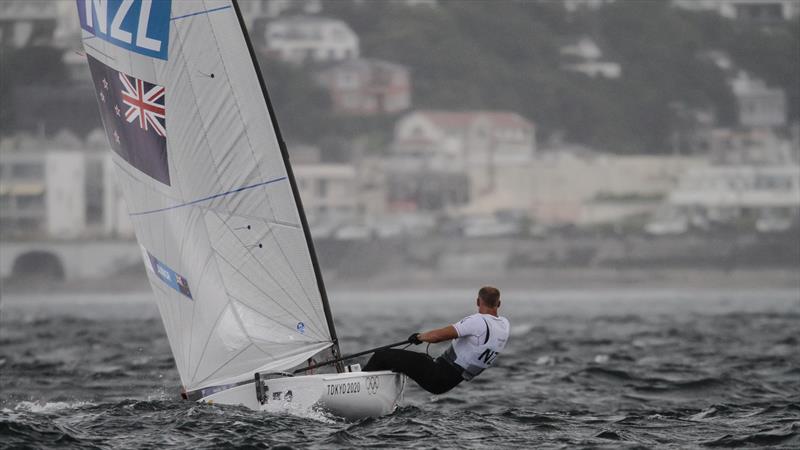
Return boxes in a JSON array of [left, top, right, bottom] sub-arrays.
[[77, 0, 171, 60]]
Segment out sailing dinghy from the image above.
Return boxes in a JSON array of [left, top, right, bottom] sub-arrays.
[[78, 0, 404, 419]]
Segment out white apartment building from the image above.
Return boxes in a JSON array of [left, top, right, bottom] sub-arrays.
[[264, 16, 359, 64], [294, 163, 358, 223], [293, 159, 386, 224], [461, 150, 706, 225], [0, 137, 133, 239], [667, 165, 800, 219], [1, 151, 85, 238]]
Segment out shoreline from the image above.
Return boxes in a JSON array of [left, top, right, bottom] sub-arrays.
[[328, 267, 800, 292], [2, 266, 797, 295]]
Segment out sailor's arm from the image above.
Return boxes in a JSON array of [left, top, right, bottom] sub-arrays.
[[417, 325, 458, 343]]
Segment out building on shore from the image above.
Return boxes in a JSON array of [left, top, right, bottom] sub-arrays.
[[293, 156, 387, 226], [0, 132, 133, 240], [392, 110, 536, 169], [462, 148, 705, 226], [387, 110, 536, 211], [659, 130, 800, 230], [666, 164, 800, 227]]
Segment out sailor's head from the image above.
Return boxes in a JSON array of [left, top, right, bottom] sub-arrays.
[[476, 286, 500, 310]]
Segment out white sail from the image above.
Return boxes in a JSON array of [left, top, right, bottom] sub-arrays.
[[78, 0, 337, 391]]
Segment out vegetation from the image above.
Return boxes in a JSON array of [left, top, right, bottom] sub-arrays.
[[321, 0, 798, 154], [2, 1, 797, 155]]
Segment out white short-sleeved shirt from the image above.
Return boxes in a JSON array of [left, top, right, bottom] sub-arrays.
[[442, 313, 510, 380]]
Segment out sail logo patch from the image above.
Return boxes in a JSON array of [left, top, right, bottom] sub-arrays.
[[87, 54, 170, 185], [77, 0, 171, 60], [144, 249, 193, 300]]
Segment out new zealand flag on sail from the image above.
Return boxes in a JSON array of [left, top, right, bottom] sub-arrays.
[[87, 54, 170, 185]]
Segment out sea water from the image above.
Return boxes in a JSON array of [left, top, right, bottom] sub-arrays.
[[1, 288, 799, 448]]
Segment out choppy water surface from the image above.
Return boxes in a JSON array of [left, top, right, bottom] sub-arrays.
[[2, 288, 799, 448]]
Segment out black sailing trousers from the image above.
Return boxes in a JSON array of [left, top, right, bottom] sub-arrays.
[[363, 349, 463, 395]]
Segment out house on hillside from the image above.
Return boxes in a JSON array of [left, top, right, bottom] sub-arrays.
[[730, 72, 786, 129], [239, 0, 323, 34], [562, 0, 616, 13], [672, 0, 799, 22], [316, 59, 411, 115], [263, 16, 359, 64], [559, 37, 621, 79]]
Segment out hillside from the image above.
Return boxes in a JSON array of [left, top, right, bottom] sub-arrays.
[[1, 1, 797, 155], [312, 0, 798, 154]]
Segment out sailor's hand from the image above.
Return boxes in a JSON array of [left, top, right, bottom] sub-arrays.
[[408, 333, 423, 345]]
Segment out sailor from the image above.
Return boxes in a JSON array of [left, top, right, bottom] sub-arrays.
[[364, 286, 510, 394]]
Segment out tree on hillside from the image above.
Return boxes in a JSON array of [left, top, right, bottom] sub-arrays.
[[256, 55, 332, 143]]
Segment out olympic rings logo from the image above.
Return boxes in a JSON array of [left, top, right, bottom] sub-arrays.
[[365, 376, 380, 394]]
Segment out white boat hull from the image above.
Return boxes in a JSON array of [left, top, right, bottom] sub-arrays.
[[200, 370, 405, 420]]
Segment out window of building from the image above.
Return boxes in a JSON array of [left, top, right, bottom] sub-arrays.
[[331, 28, 346, 40], [16, 193, 44, 210], [85, 159, 104, 225], [11, 163, 44, 178], [17, 217, 44, 231]]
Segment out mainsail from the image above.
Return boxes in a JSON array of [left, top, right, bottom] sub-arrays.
[[78, 0, 340, 391]]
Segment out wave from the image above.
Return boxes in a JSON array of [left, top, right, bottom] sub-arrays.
[[572, 366, 734, 395], [703, 423, 800, 447], [0, 420, 87, 448], [8, 401, 94, 414]]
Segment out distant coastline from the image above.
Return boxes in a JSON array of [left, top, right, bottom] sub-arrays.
[[2, 266, 797, 295]]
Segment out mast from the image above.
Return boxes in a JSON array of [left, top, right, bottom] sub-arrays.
[[231, 0, 344, 372]]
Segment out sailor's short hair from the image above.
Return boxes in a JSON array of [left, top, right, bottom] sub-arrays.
[[478, 286, 500, 308]]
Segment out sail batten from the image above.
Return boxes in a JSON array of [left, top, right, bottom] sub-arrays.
[[79, 0, 339, 391]]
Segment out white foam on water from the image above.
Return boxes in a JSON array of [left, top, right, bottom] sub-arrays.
[[265, 402, 339, 424], [12, 401, 94, 413], [509, 322, 534, 336]]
